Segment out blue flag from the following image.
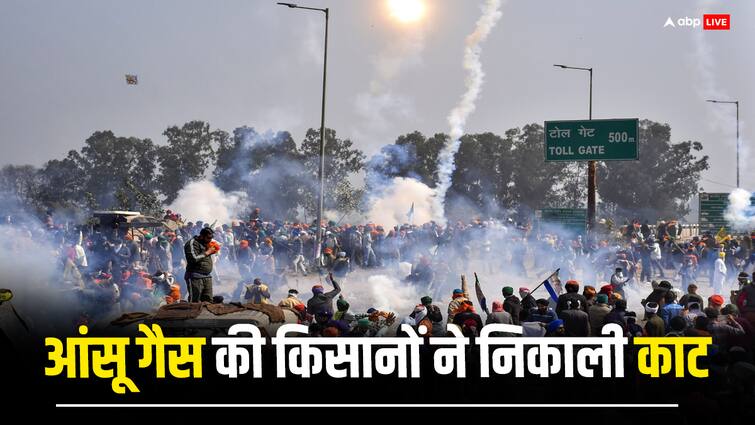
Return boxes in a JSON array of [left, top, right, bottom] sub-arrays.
[[541, 270, 561, 303]]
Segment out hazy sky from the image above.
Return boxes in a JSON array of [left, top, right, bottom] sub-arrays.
[[1, 0, 752, 194]]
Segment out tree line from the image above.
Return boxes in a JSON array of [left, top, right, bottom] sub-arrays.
[[0, 119, 709, 223]]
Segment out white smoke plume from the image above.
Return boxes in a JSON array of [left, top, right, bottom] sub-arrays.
[[432, 0, 503, 223], [693, 0, 750, 186], [367, 177, 435, 228], [724, 188, 755, 231], [167, 180, 248, 226]]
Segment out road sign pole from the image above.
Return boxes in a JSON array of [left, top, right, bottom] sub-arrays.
[[587, 68, 596, 234]]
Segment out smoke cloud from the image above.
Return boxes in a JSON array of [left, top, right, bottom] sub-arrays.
[[167, 180, 248, 225], [367, 177, 436, 228], [724, 188, 755, 231]]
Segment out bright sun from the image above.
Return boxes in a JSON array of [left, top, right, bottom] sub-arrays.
[[387, 0, 425, 24]]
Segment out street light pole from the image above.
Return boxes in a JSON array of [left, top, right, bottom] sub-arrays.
[[706, 99, 740, 188], [278, 3, 329, 260], [554, 64, 595, 234]]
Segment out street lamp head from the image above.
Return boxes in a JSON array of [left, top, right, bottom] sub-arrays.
[[277, 2, 297, 8], [554, 64, 567, 68], [706, 99, 719, 103]]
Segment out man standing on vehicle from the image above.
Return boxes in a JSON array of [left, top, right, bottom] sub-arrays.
[[184, 227, 218, 302]]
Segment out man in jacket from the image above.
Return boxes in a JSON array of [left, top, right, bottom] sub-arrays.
[[502, 286, 523, 325], [603, 299, 627, 336], [184, 227, 218, 302], [679, 283, 704, 308], [560, 299, 590, 337], [556, 280, 588, 316], [588, 294, 612, 336], [244, 278, 271, 304], [420, 295, 445, 336], [527, 298, 558, 325], [306, 273, 341, 315]]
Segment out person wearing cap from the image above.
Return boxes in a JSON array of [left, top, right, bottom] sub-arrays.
[[184, 227, 217, 303], [556, 280, 588, 317], [588, 294, 612, 336], [420, 296, 444, 336], [712, 250, 727, 294], [279, 288, 304, 309], [644, 302, 665, 337], [306, 273, 341, 316], [502, 286, 523, 325]]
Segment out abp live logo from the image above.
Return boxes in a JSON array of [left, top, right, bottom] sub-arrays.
[[664, 14, 731, 30], [703, 14, 730, 30]]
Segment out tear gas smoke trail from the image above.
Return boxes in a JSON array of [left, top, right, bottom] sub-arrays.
[[724, 188, 755, 231], [433, 0, 503, 224], [693, 0, 750, 181], [167, 180, 248, 226]]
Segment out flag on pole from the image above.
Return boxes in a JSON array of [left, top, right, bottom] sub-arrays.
[[540, 269, 561, 303], [407, 202, 415, 224], [473, 272, 488, 314], [125, 74, 138, 85]]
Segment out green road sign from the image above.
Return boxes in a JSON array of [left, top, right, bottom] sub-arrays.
[[699, 192, 755, 233], [538, 208, 587, 236], [544, 118, 639, 161]]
